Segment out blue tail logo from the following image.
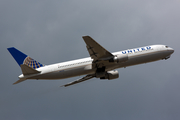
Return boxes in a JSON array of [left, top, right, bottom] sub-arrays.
[[7, 47, 44, 69], [23, 56, 44, 69]]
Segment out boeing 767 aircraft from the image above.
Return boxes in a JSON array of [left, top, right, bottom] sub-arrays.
[[8, 36, 174, 87]]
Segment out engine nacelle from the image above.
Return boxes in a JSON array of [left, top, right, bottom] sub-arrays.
[[100, 70, 119, 80], [109, 54, 128, 63]]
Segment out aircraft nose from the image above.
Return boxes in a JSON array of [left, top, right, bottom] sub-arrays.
[[168, 47, 174, 54]]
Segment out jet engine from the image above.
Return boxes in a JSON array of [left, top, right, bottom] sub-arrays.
[[100, 70, 119, 80], [109, 54, 128, 63]]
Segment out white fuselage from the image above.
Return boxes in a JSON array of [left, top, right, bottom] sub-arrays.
[[19, 45, 174, 80]]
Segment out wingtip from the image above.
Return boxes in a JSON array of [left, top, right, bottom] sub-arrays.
[[82, 35, 89, 37], [82, 35, 90, 38], [60, 84, 69, 87]]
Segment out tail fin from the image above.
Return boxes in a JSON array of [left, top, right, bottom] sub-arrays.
[[7, 47, 44, 69]]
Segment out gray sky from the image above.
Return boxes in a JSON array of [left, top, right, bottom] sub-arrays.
[[0, 0, 180, 120]]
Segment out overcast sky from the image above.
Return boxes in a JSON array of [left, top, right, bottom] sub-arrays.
[[0, 0, 180, 120]]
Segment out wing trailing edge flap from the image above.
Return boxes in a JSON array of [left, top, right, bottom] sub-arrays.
[[61, 75, 94, 87], [20, 64, 41, 75]]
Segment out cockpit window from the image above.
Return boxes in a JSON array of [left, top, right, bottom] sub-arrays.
[[165, 46, 169, 48]]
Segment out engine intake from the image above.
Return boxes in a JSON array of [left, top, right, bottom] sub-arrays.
[[100, 70, 119, 80], [109, 54, 128, 63]]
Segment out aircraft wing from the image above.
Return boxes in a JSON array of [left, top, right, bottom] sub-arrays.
[[61, 75, 94, 87], [82, 36, 114, 62]]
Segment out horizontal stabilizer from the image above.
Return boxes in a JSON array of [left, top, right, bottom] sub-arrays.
[[13, 79, 26, 85], [21, 64, 41, 75]]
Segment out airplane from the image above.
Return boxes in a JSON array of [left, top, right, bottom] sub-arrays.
[[7, 36, 174, 87]]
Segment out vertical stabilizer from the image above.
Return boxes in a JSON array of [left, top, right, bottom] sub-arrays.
[[7, 47, 44, 69]]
